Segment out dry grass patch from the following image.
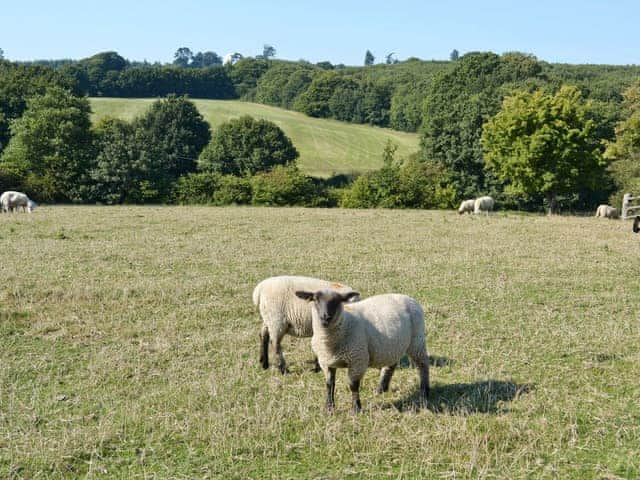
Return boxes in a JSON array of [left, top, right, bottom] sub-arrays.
[[1, 207, 639, 478]]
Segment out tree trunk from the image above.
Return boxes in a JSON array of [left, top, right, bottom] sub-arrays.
[[546, 192, 559, 216]]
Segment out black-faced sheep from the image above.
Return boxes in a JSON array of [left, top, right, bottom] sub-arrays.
[[295, 289, 429, 413]]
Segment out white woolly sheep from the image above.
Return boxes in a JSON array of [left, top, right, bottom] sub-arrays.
[[474, 195, 495, 215], [457, 199, 475, 215], [253, 275, 359, 374], [295, 289, 429, 413], [0, 191, 37, 213], [595, 204, 619, 219]]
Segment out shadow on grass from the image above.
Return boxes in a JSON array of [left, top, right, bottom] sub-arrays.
[[393, 380, 533, 415], [397, 355, 455, 369]]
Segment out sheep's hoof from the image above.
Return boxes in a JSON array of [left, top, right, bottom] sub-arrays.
[[278, 365, 290, 375]]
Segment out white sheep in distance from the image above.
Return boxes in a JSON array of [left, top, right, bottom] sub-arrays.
[[253, 275, 360, 374], [457, 199, 475, 214], [295, 289, 429, 413], [474, 196, 495, 215], [0, 191, 37, 213], [595, 204, 619, 219]]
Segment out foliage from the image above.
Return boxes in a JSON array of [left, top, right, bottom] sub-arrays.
[[88, 117, 153, 204], [229, 58, 270, 99], [0, 60, 74, 152], [482, 85, 607, 212], [364, 50, 375, 66], [254, 63, 316, 108], [0, 86, 93, 202], [198, 115, 298, 176], [250, 164, 330, 206], [603, 80, 640, 205], [293, 71, 345, 118], [133, 95, 211, 185]]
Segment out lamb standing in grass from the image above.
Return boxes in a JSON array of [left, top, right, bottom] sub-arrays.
[[595, 204, 619, 219], [474, 196, 495, 215], [295, 289, 429, 413], [457, 199, 475, 215], [253, 276, 359, 374], [0, 191, 37, 213]]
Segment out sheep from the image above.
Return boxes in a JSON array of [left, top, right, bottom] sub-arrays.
[[595, 204, 619, 219], [457, 199, 475, 215], [474, 196, 495, 215], [253, 275, 360, 374], [633, 216, 640, 233], [0, 191, 37, 213], [295, 289, 429, 413]]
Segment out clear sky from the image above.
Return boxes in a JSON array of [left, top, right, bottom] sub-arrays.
[[2, 0, 639, 65]]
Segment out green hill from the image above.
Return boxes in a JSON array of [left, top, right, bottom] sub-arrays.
[[90, 98, 420, 177]]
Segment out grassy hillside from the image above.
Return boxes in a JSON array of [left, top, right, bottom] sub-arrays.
[[2, 207, 639, 478], [90, 98, 420, 177]]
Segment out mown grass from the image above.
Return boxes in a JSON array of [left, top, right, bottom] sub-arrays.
[[1, 207, 639, 478], [89, 98, 420, 178]]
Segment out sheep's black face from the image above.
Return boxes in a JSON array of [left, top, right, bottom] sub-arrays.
[[295, 289, 360, 328]]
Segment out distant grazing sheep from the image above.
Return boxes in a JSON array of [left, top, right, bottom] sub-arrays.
[[253, 275, 360, 374], [0, 191, 37, 213], [457, 199, 475, 215], [595, 204, 619, 219], [633, 216, 640, 233], [295, 289, 429, 413], [474, 196, 495, 215]]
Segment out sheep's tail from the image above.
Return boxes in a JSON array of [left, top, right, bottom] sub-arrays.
[[252, 281, 263, 309]]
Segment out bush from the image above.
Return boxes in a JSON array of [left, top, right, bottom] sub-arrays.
[[174, 172, 251, 205], [250, 164, 330, 206]]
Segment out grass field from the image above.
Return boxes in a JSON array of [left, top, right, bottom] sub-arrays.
[[89, 98, 420, 178], [1, 207, 640, 478]]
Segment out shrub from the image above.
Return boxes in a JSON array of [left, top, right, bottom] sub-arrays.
[[174, 172, 252, 205], [250, 164, 328, 206]]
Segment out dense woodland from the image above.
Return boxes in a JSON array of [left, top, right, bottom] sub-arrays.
[[1, 49, 640, 211]]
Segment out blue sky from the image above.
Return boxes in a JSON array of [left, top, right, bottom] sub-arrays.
[[2, 0, 639, 65]]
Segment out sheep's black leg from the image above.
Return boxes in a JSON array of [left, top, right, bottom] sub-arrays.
[[377, 364, 397, 394], [418, 359, 430, 402], [325, 368, 336, 412], [349, 378, 362, 413], [259, 326, 270, 370], [313, 356, 321, 373]]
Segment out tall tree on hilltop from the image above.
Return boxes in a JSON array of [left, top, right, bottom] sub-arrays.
[[364, 50, 375, 66]]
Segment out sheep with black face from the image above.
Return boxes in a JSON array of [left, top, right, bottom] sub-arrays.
[[295, 289, 429, 413]]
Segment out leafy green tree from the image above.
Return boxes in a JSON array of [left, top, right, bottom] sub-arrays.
[[385, 53, 397, 65], [293, 71, 344, 117], [133, 95, 211, 194], [229, 57, 269, 98], [450, 49, 459, 61], [422, 51, 543, 199], [173, 47, 194, 68], [482, 86, 606, 214], [262, 44, 276, 60], [0, 87, 94, 201], [89, 117, 154, 204], [0, 61, 73, 152], [250, 164, 322, 206], [603, 81, 640, 205], [364, 50, 375, 66], [0, 48, 4, 60], [198, 115, 298, 176]]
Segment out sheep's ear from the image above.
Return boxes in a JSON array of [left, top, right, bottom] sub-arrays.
[[295, 291, 314, 302], [342, 291, 360, 303]]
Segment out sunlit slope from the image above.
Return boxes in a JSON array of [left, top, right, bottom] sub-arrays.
[[90, 98, 420, 177]]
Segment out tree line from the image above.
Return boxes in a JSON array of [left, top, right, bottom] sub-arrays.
[[2, 49, 640, 212]]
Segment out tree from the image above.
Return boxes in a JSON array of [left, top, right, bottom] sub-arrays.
[[262, 44, 276, 60], [198, 115, 298, 176], [482, 86, 606, 214], [364, 50, 375, 66], [133, 95, 211, 196], [173, 47, 193, 68], [603, 80, 640, 205], [385, 53, 397, 65], [293, 71, 344, 118], [0, 48, 4, 60], [422, 52, 543, 199], [450, 49, 459, 61], [89, 117, 153, 204], [0, 87, 94, 201]]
